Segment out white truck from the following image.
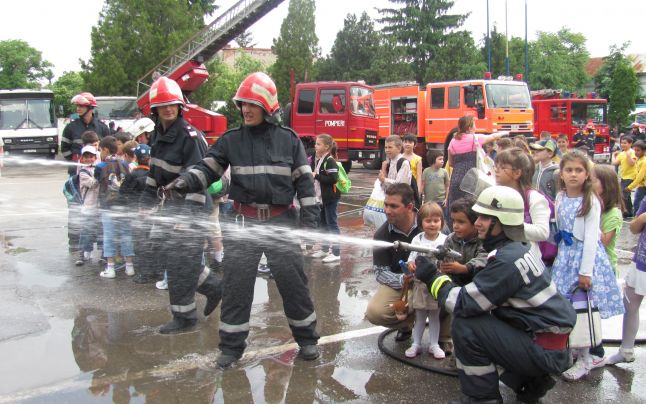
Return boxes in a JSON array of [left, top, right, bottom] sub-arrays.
[[94, 96, 140, 133], [0, 89, 59, 158]]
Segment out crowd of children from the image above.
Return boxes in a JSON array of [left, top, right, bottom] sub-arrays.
[[385, 125, 646, 384]]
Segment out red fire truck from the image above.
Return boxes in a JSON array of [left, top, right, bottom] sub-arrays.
[[284, 81, 379, 172], [136, 0, 285, 144], [531, 89, 610, 163]]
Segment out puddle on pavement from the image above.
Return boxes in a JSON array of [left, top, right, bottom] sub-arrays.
[[15, 260, 66, 289]]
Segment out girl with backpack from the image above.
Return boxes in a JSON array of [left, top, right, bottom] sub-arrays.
[[308, 134, 341, 263], [494, 147, 552, 264]]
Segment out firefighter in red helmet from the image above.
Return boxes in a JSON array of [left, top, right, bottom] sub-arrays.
[[139, 76, 222, 334], [166, 72, 321, 368], [61, 91, 110, 252]]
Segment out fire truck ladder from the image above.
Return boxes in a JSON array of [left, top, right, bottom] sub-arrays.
[[136, 0, 284, 100]]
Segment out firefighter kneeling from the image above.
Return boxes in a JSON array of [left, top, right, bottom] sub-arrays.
[[415, 186, 576, 404]]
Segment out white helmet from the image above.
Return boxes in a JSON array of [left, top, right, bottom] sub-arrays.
[[472, 185, 524, 226], [127, 117, 155, 138]]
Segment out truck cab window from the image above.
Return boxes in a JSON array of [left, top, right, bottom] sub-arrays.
[[319, 89, 345, 114], [297, 89, 314, 114]]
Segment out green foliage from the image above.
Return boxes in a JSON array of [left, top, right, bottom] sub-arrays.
[[191, 53, 267, 128], [48, 72, 85, 117], [480, 25, 526, 78], [81, 0, 215, 95], [608, 60, 639, 129], [594, 43, 631, 100], [235, 31, 256, 48], [0, 40, 53, 89], [378, 0, 468, 84], [271, 0, 320, 105], [527, 28, 589, 91], [427, 30, 486, 81]]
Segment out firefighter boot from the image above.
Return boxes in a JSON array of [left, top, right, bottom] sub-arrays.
[[516, 374, 556, 403], [159, 317, 197, 335], [298, 344, 320, 361]]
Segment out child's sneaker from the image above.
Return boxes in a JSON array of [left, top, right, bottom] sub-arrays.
[[100, 267, 116, 279], [125, 264, 135, 276], [310, 250, 328, 258], [607, 348, 635, 365], [562, 359, 589, 381], [589, 354, 607, 369], [405, 344, 422, 358], [75, 253, 85, 266], [155, 279, 168, 290], [429, 345, 446, 359], [322, 253, 340, 263]]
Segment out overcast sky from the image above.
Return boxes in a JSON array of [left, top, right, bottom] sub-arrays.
[[0, 0, 643, 80]]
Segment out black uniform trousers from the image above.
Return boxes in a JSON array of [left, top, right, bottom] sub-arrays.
[[218, 209, 319, 357], [453, 314, 569, 400], [155, 218, 221, 320]]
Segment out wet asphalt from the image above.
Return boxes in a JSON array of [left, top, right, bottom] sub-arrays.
[[1, 159, 646, 403]]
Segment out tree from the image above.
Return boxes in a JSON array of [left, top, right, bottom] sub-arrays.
[[608, 59, 639, 129], [271, 0, 320, 105], [49, 71, 85, 117], [234, 31, 256, 48], [0, 39, 53, 89], [593, 43, 631, 100], [527, 28, 589, 91], [191, 53, 267, 128], [427, 30, 486, 81], [480, 25, 526, 78], [378, 0, 468, 84], [316, 12, 381, 82], [81, 0, 216, 95]]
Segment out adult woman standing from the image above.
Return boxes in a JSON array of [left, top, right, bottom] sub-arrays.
[[446, 116, 505, 224]]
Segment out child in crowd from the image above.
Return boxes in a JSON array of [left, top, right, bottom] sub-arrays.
[[495, 148, 551, 263], [530, 139, 559, 201], [309, 134, 341, 263], [627, 140, 646, 215], [402, 134, 423, 196], [81, 130, 100, 152], [551, 151, 624, 380], [122, 140, 139, 170], [612, 135, 636, 218], [114, 131, 132, 159], [608, 197, 646, 364], [556, 134, 569, 161], [75, 145, 100, 266], [438, 197, 488, 353], [421, 150, 449, 207], [95, 136, 134, 279], [379, 135, 411, 190], [592, 164, 625, 273], [495, 137, 512, 153], [406, 202, 447, 359], [441, 197, 488, 286]]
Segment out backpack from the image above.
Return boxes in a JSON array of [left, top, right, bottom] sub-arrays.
[[524, 189, 558, 266], [63, 169, 91, 205], [335, 161, 351, 193], [387, 157, 421, 208], [99, 160, 128, 206]]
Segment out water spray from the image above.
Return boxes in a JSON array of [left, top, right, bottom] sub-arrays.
[[392, 241, 462, 261]]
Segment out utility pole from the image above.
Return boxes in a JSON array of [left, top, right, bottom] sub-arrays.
[[505, 0, 510, 76]]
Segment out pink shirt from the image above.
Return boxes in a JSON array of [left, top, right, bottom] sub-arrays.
[[448, 133, 488, 155]]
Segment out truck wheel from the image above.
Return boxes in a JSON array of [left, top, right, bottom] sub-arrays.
[[341, 161, 352, 173]]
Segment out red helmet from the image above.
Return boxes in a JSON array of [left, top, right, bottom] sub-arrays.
[[71, 92, 97, 107], [149, 77, 185, 108], [233, 72, 279, 115]]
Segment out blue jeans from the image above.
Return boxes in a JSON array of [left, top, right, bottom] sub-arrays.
[[635, 187, 646, 216], [320, 200, 340, 256], [101, 209, 134, 257]]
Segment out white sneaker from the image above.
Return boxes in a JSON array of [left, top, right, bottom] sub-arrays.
[[125, 265, 135, 276], [429, 345, 446, 359], [607, 348, 635, 365], [100, 268, 116, 279], [310, 250, 328, 258], [589, 355, 607, 369], [155, 279, 168, 290], [405, 344, 422, 358], [257, 264, 271, 273], [562, 359, 589, 381], [322, 253, 340, 263]]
